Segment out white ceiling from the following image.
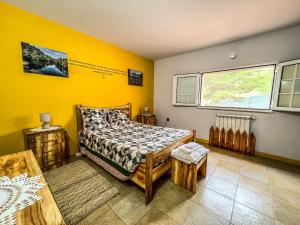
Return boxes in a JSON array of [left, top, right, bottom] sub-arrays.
[[4, 0, 300, 59]]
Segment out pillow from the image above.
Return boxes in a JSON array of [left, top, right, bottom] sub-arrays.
[[80, 108, 109, 131], [107, 110, 130, 129]]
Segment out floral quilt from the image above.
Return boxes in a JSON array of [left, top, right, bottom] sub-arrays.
[[80, 122, 191, 176]]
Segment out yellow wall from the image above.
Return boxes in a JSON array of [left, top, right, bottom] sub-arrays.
[[0, 2, 154, 155]]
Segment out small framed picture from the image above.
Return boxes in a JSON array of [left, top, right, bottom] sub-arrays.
[[128, 69, 143, 86]]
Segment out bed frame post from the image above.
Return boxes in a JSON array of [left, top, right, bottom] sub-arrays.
[[192, 130, 196, 142], [76, 104, 83, 152], [145, 151, 154, 205]]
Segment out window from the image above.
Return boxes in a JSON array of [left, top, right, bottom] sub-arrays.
[[172, 65, 276, 110], [200, 65, 275, 110], [273, 59, 300, 112], [172, 74, 200, 106]]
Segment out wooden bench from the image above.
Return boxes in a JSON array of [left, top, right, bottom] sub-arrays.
[[171, 154, 207, 194]]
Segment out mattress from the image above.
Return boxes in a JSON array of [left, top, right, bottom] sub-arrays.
[[80, 122, 191, 177]]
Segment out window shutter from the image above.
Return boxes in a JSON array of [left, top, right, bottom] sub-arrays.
[[172, 74, 200, 106], [273, 59, 300, 112]]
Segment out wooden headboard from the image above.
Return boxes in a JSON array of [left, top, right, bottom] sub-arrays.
[[76, 103, 132, 133]]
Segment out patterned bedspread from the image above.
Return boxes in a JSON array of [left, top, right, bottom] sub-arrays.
[[80, 122, 191, 177]]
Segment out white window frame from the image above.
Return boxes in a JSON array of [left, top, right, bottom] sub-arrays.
[[198, 64, 276, 112], [172, 73, 201, 106], [273, 58, 300, 112], [172, 64, 276, 112]]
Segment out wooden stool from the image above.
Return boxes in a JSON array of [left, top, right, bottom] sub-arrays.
[[171, 155, 207, 194]]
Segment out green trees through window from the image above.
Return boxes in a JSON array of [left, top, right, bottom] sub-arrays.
[[200, 65, 275, 109]]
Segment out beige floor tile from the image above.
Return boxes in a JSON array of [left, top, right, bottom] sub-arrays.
[[136, 207, 178, 225], [212, 167, 239, 185], [270, 185, 300, 210], [240, 167, 269, 184], [76, 149, 300, 225], [192, 187, 234, 221], [275, 220, 287, 225], [78, 204, 125, 225], [197, 173, 211, 187], [207, 163, 217, 175], [238, 175, 271, 196], [154, 179, 175, 198], [154, 196, 195, 224], [242, 160, 267, 173], [207, 155, 219, 165], [273, 200, 300, 225], [223, 156, 245, 167], [206, 176, 237, 200], [217, 160, 241, 173], [107, 185, 135, 208], [164, 185, 195, 202], [153, 184, 196, 224], [184, 203, 230, 225], [231, 202, 275, 225], [77, 204, 110, 225], [269, 173, 300, 193], [111, 191, 153, 225], [235, 187, 274, 218]]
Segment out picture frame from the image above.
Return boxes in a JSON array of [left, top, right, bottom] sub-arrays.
[[128, 69, 143, 86], [21, 42, 68, 78]]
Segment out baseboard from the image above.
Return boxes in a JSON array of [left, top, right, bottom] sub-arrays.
[[195, 138, 300, 166], [255, 151, 300, 166], [195, 138, 209, 144]]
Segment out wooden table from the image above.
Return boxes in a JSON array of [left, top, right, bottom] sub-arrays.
[[0, 150, 65, 225]]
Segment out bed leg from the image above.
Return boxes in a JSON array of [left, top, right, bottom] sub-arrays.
[[145, 151, 154, 205], [192, 130, 196, 142]]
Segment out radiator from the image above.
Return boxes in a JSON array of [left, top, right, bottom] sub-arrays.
[[215, 114, 255, 134], [209, 113, 256, 156]]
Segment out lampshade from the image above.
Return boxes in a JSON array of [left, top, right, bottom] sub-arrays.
[[40, 113, 51, 123], [144, 106, 149, 112]]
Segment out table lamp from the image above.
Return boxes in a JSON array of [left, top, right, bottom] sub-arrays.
[[144, 106, 149, 115], [40, 112, 51, 129]]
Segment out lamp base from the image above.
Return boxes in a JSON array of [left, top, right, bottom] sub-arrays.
[[42, 122, 50, 129]]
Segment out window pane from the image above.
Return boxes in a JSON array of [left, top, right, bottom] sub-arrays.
[[176, 76, 197, 104], [278, 94, 291, 107], [294, 80, 300, 93], [296, 64, 300, 78], [282, 64, 296, 79], [280, 80, 293, 93], [292, 94, 300, 108], [200, 65, 274, 109]]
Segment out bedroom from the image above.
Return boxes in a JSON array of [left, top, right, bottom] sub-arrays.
[[0, 1, 300, 225]]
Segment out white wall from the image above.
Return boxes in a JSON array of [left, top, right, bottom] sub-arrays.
[[154, 26, 300, 160]]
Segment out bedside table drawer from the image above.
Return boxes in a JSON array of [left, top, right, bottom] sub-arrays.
[[23, 126, 69, 171], [137, 114, 157, 126]]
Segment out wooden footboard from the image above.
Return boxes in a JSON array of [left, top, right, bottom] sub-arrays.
[[130, 130, 196, 204]]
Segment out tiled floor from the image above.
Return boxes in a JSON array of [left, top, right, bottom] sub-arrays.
[[77, 146, 300, 225]]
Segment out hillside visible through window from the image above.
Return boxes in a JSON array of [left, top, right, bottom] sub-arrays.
[[200, 65, 275, 110]]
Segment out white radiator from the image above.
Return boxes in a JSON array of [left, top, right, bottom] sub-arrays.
[[215, 113, 255, 133]]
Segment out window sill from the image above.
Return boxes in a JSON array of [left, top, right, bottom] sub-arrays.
[[197, 106, 273, 114]]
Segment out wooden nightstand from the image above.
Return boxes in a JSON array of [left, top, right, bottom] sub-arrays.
[[23, 126, 69, 171], [137, 114, 157, 126]]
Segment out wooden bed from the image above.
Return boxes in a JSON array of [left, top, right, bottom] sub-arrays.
[[76, 103, 195, 204]]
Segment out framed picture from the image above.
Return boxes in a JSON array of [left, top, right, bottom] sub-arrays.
[[128, 69, 143, 86], [21, 42, 68, 78]]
